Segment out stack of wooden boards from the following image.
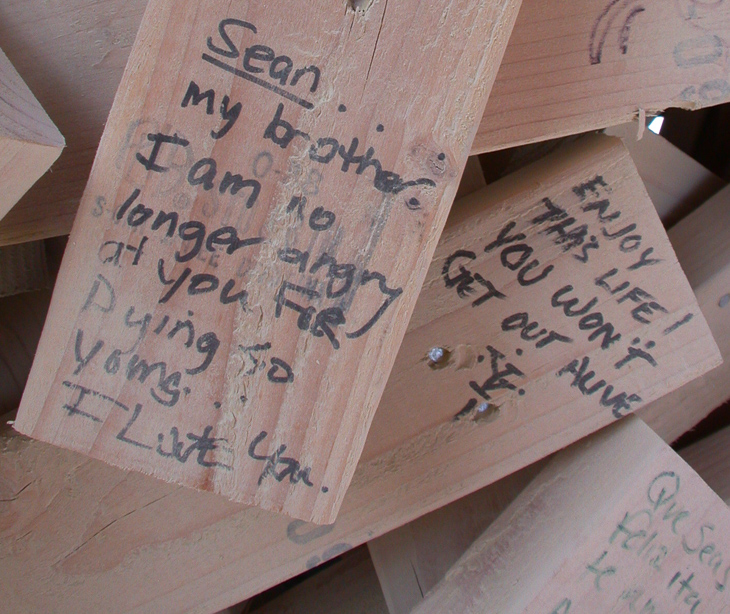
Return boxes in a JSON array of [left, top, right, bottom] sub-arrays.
[[1, 0, 730, 612]]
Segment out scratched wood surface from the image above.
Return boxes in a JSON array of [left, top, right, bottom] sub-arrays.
[[3, 0, 730, 246], [637, 184, 730, 444], [0, 134, 721, 613], [352, 167, 730, 614], [0, 47, 64, 223], [13, 0, 522, 523], [413, 417, 730, 614]]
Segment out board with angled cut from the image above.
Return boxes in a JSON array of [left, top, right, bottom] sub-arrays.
[[12, 0, 523, 523], [4, 0, 730, 245], [638, 184, 730, 443]]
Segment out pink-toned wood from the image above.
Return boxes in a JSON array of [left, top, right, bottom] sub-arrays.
[[13, 0, 522, 524], [474, 0, 730, 153], [4, 0, 730, 245], [638, 185, 730, 443], [605, 123, 725, 227], [0, 134, 719, 613], [413, 417, 730, 614]]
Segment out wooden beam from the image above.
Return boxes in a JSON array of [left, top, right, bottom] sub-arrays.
[[4, 0, 730, 245], [0, 47, 64, 223], [474, 0, 730, 153], [637, 185, 730, 443], [247, 426, 730, 612], [0, 134, 719, 612], [413, 417, 730, 614], [13, 0, 522, 524], [367, 174, 730, 614]]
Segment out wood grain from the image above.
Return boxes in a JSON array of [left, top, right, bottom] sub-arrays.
[[473, 0, 730, 153], [13, 0, 522, 523], [0, 134, 720, 613], [3, 0, 730, 245], [0, 47, 64, 223], [368, 464, 542, 614], [637, 185, 730, 443], [245, 423, 730, 613], [355, 164, 730, 614], [413, 417, 730, 614]]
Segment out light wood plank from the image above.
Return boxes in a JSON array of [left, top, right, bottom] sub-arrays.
[[304, 427, 730, 614], [368, 465, 541, 614], [13, 0, 522, 524], [0, 134, 719, 613], [474, 0, 730, 153], [366, 172, 730, 614], [4, 0, 730, 245], [0, 47, 64, 223], [637, 185, 730, 443], [414, 417, 730, 614]]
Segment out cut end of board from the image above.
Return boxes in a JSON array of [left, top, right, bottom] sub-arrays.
[[0, 47, 64, 222]]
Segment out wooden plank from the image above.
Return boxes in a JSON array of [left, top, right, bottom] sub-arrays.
[[364, 132, 718, 463], [250, 546, 388, 614], [474, 0, 730, 153], [0, 47, 64, 223], [680, 426, 730, 506], [0, 134, 719, 613], [605, 123, 725, 226], [4, 0, 730, 245], [413, 417, 730, 614], [367, 174, 730, 614], [13, 0, 522, 524], [637, 185, 730, 443]]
